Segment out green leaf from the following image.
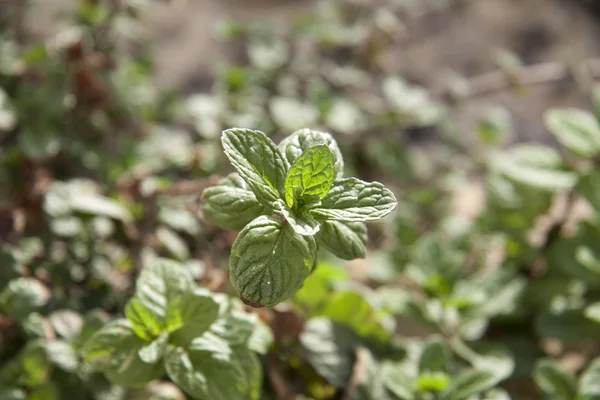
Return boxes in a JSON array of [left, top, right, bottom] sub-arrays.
[[168, 290, 220, 345], [294, 262, 348, 312], [316, 220, 367, 260], [210, 309, 256, 346], [29, 383, 59, 400], [577, 172, 600, 215], [49, 309, 84, 340], [345, 348, 388, 400], [310, 178, 397, 222], [138, 332, 169, 364], [300, 317, 360, 388], [317, 290, 390, 342], [201, 173, 266, 230], [135, 258, 194, 319], [234, 346, 263, 400], [442, 369, 497, 400], [248, 320, 274, 355], [544, 108, 600, 158], [580, 358, 600, 399], [125, 298, 163, 341], [0, 278, 50, 319], [284, 144, 335, 207], [276, 199, 320, 236], [45, 340, 78, 372], [69, 193, 132, 221], [0, 388, 26, 400], [382, 361, 415, 400], [586, 302, 600, 324], [229, 215, 316, 308], [488, 144, 576, 191], [278, 128, 345, 178], [82, 319, 144, 372], [535, 308, 600, 341], [221, 128, 289, 206], [165, 344, 249, 400], [418, 338, 450, 373], [533, 359, 577, 400], [82, 320, 164, 388]]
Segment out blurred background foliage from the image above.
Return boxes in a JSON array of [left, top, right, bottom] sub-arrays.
[[2, 0, 600, 399]]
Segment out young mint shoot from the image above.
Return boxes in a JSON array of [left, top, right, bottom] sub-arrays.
[[202, 128, 398, 308]]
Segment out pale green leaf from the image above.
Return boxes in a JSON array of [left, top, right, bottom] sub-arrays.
[[201, 173, 266, 230], [138, 332, 169, 364], [125, 298, 163, 341], [580, 358, 600, 399], [0, 278, 50, 319], [284, 144, 334, 207], [45, 340, 78, 372], [135, 258, 194, 319], [442, 369, 497, 400], [316, 220, 367, 260], [49, 309, 83, 340], [209, 311, 256, 346], [382, 361, 415, 400], [69, 194, 132, 222], [544, 108, 600, 158], [533, 359, 577, 400], [221, 128, 289, 206], [229, 215, 316, 308], [310, 178, 397, 222], [300, 317, 360, 388], [585, 302, 600, 324], [81, 319, 143, 372], [248, 320, 274, 355]]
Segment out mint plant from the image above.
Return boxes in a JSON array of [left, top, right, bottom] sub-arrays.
[[202, 128, 398, 307], [81, 258, 270, 399]]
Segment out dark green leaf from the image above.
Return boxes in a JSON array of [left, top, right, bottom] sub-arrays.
[[533, 359, 577, 400], [310, 178, 397, 222], [221, 128, 289, 206], [418, 338, 450, 373], [276, 199, 320, 236], [201, 173, 266, 230], [229, 215, 316, 308], [316, 220, 367, 260]]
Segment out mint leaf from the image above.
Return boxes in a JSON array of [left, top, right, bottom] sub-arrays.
[[135, 258, 194, 319], [138, 332, 168, 364], [168, 290, 220, 346], [276, 199, 320, 236], [278, 128, 345, 178], [310, 178, 397, 222], [221, 128, 289, 206], [201, 173, 266, 230], [125, 298, 163, 341], [165, 344, 249, 400], [544, 108, 600, 158], [229, 215, 317, 308], [284, 144, 335, 207], [81, 319, 144, 372], [300, 317, 360, 388], [316, 220, 367, 260], [580, 358, 600, 398], [234, 346, 262, 400], [442, 369, 497, 400], [533, 359, 578, 400]]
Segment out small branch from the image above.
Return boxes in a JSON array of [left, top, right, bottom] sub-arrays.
[[266, 354, 295, 400], [433, 58, 600, 100]]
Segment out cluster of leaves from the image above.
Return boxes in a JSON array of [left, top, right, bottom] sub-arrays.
[[202, 128, 397, 307]]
